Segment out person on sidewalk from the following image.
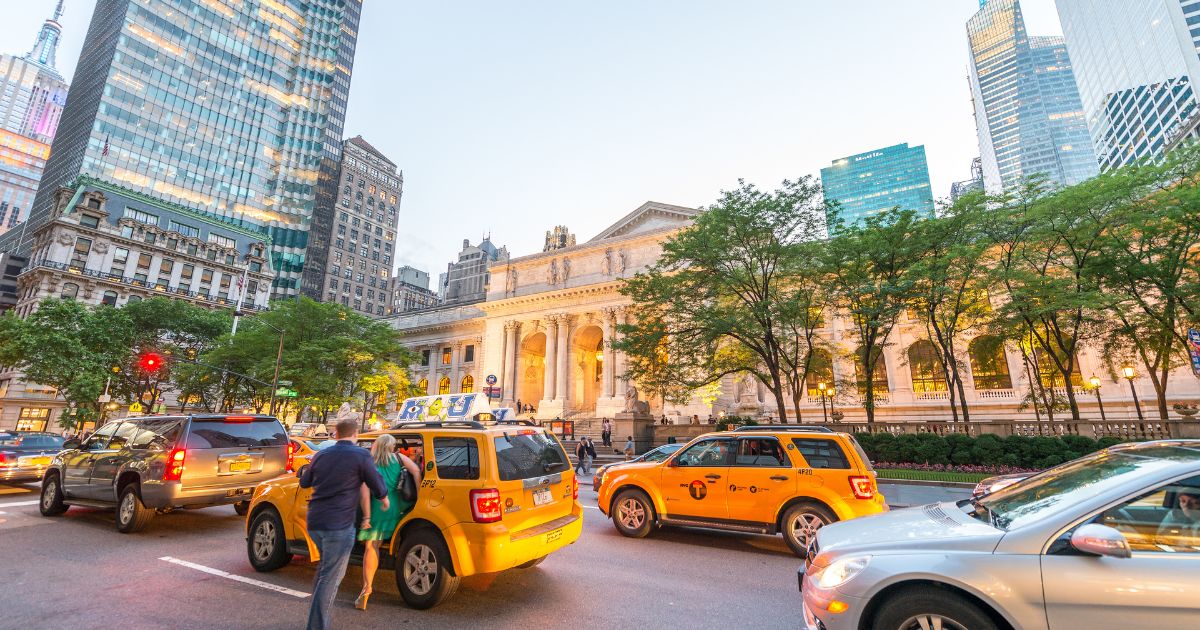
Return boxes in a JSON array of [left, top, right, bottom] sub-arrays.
[[299, 404, 388, 630], [583, 437, 597, 474], [624, 435, 635, 461]]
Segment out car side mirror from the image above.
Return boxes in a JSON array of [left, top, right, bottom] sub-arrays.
[[63, 439, 81, 450], [1071, 523, 1132, 559], [295, 464, 310, 478]]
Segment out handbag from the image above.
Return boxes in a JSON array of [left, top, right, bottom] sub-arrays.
[[397, 465, 417, 503]]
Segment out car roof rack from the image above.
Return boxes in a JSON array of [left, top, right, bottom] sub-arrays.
[[390, 420, 486, 430], [732, 425, 835, 433]]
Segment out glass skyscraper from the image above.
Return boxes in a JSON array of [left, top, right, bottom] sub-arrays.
[[820, 143, 935, 228], [1056, 0, 1200, 170], [0, 0, 362, 299], [967, 0, 1098, 193]]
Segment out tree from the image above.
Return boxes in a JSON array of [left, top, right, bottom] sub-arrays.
[[823, 207, 923, 423], [617, 177, 829, 422]]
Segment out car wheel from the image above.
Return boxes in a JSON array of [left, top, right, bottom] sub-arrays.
[[871, 586, 998, 630], [612, 489, 654, 538], [39, 473, 68, 516], [782, 503, 836, 557], [396, 528, 460, 609], [234, 500, 250, 516], [516, 556, 546, 569], [247, 508, 292, 572], [116, 484, 154, 533]]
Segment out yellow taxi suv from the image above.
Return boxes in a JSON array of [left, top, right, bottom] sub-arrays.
[[245, 420, 583, 609], [597, 426, 885, 556]]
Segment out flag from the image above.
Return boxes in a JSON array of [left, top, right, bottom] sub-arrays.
[[101, 135, 110, 157]]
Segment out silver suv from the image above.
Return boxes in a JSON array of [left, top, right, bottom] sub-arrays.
[[39, 414, 290, 533]]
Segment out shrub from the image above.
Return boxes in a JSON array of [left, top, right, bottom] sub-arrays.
[[849, 430, 1132, 470]]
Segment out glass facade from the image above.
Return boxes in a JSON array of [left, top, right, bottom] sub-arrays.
[[967, 0, 1098, 193], [1, 0, 362, 299], [1056, 0, 1200, 169], [820, 143, 935, 228]]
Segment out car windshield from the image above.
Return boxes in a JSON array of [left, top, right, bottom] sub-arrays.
[[970, 444, 1200, 531]]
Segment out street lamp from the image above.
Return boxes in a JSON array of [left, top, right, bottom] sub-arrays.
[[1089, 375, 1107, 422], [817, 382, 829, 423], [1122, 365, 1145, 423]]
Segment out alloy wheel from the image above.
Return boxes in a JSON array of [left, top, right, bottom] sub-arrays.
[[42, 480, 57, 510], [253, 521, 276, 562], [618, 498, 645, 529], [403, 543, 437, 596], [119, 492, 136, 525], [789, 512, 825, 548], [900, 614, 969, 630]]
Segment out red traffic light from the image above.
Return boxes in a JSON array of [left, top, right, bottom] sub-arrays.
[[139, 352, 164, 373]]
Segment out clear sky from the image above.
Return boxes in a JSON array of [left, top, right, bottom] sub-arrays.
[[3, 0, 1066, 283]]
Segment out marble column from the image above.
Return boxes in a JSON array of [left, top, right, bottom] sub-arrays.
[[614, 307, 629, 396], [601, 308, 615, 399], [555, 314, 571, 404], [427, 345, 438, 395], [543, 316, 559, 402], [503, 322, 520, 404], [451, 341, 462, 393]]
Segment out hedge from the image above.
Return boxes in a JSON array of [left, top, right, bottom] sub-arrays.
[[853, 431, 1127, 471]]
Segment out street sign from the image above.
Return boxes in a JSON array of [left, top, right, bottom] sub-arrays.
[[275, 387, 298, 398], [1189, 329, 1200, 377], [97, 394, 111, 403], [277, 380, 293, 387], [485, 374, 498, 386], [483, 386, 502, 399], [128, 402, 143, 413]]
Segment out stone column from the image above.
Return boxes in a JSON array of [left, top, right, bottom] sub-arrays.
[[543, 316, 559, 402], [601, 308, 615, 399], [451, 341, 462, 393], [427, 345, 438, 395], [614, 307, 630, 395], [555, 314, 571, 404], [503, 322, 519, 404]]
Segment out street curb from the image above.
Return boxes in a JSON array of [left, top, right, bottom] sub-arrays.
[[877, 478, 976, 490]]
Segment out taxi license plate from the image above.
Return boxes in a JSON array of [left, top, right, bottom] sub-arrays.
[[229, 461, 252, 472], [533, 487, 553, 506]]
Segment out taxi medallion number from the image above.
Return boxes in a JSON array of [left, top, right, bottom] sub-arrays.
[[545, 528, 563, 543], [533, 487, 553, 506], [230, 461, 252, 472]]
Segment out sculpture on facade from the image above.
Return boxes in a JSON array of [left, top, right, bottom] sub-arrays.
[[546, 259, 559, 285], [623, 385, 650, 415], [508, 267, 518, 291], [601, 249, 612, 275], [561, 258, 571, 282], [617, 250, 627, 274]]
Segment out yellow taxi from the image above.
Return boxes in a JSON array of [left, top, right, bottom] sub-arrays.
[[244, 420, 583, 609], [597, 426, 886, 556]]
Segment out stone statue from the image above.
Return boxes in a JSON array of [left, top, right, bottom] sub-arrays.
[[561, 258, 571, 282], [617, 250, 627, 274], [623, 385, 639, 412], [508, 267, 518, 291], [601, 249, 612, 275], [546, 259, 559, 285], [738, 375, 759, 402]]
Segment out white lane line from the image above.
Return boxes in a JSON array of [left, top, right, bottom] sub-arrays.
[[159, 556, 310, 599], [0, 500, 40, 508], [583, 505, 601, 510]]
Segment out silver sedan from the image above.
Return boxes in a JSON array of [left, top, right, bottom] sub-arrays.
[[799, 440, 1200, 630]]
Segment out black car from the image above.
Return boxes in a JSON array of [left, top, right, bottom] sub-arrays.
[[0, 432, 66, 483]]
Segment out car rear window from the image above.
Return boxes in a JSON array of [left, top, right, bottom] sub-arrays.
[[492, 431, 569, 481], [130, 418, 184, 450], [185, 418, 287, 449], [791, 438, 852, 469], [433, 437, 479, 479]]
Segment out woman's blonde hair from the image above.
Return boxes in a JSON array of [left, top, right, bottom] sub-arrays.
[[371, 434, 398, 468]]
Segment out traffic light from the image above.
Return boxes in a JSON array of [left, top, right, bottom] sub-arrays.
[[139, 351, 164, 373]]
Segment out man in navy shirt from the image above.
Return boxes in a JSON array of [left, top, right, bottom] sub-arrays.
[[300, 413, 387, 630]]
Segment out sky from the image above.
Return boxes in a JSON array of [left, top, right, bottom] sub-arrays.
[[1, 0, 1066, 283]]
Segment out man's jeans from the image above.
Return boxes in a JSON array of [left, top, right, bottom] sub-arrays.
[[583, 455, 593, 474], [307, 527, 357, 630]]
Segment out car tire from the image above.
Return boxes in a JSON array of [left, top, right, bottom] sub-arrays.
[[516, 556, 546, 569], [870, 586, 998, 630], [248, 508, 292, 572], [39, 473, 68, 516], [116, 484, 154, 533], [781, 502, 836, 557], [396, 528, 460, 609], [234, 500, 250, 516], [611, 489, 654, 538]]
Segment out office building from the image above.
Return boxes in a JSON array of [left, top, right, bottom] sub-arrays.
[[967, 0, 1098, 193], [820, 143, 935, 227], [388, 265, 439, 314], [0, 1, 70, 237], [1056, 0, 1200, 169], [0, 0, 363, 300], [320, 135, 402, 317], [443, 236, 508, 305]]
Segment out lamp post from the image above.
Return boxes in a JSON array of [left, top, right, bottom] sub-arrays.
[[817, 382, 829, 423], [828, 387, 838, 423], [1089, 375, 1107, 422], [1122, 365, 1145, 423]]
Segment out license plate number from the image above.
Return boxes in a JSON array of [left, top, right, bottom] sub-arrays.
[[533, 487, 553, 506], [545, 527, 563, 544], [229, 461, 251, 472]]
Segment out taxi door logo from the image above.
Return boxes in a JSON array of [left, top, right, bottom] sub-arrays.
[[688, 480, 707, 500]]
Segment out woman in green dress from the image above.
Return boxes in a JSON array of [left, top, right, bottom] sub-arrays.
[[355, 433, 421, 610]]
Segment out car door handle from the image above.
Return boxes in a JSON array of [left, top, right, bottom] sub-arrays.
[[704, 474, 722, 480], [770, 475, 790, 481]]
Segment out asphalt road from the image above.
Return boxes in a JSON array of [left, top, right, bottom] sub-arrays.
[[0, 481, 967, 630]]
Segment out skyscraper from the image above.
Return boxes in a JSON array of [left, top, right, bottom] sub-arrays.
[[967, 0, 1098, 193], [0, 1, 69, 236], [1056, 0, 1200, 169], [820, 143, 935, 227], [0, 0, 362, 299]]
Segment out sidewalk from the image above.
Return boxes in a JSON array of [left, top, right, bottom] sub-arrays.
[[879, 480, 973, 508]]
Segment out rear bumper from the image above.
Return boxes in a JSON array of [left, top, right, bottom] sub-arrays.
[[140, 479, 257, 509], [443, 503, 584, 576], [1, 465, 47, 482]]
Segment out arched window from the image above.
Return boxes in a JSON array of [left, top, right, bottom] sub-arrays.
[[1034, 348, 1083, 389], [438, 376, 451, 395], [126, 295, 142, 303], [805, 349, 835, 398], [908, 340, 947, 393], [417, 378, 428, 393], [60, 282, 79, 299], [461, 375, 474, 393], [101, 290, 118, 306], [969, 336, 1012, 390], [854, 346, 889, 395]]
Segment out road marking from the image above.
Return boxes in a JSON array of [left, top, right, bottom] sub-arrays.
[[0, 500, 40, 508], [0, 487, 32, 495], [583, 505, 600, 510], [159, 557, 310, 599]]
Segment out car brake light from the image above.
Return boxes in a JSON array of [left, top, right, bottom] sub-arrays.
[[164, 447, 186, 481], [286, 442, 296, 473], [470, 488, 502, 523], [224, 416, 254, 423], [0, 452, 8, 465], [849, 475, 874, 500], [572, 476, 579, 500]]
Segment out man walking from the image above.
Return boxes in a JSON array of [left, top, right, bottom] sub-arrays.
[[624, 435, 635, 461], [300, 405, 388, 630], [582, 437, 597, 474]]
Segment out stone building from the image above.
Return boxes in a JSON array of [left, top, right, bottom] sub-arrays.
[[388, 200, 1200, 427], [441, 236, 508, 305], [387, 265, 438, 315]]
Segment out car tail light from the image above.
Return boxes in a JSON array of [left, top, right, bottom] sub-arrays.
[[286, 442, 296, 473], [163, 447, 186, 481], [470, 488, 502, 523], [572, 475, 579, 500], [849, 475, 874, 500], [0, 452, 8, 466], [224, 415, 254, 423]]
